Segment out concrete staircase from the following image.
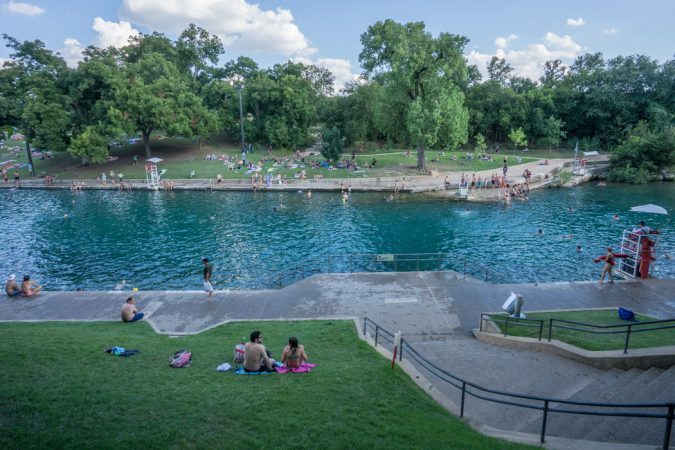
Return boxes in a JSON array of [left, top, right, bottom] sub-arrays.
[[515, 365, 675, 446], [406, 337, 674, 447]]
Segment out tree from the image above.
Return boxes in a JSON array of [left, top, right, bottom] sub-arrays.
[[508, 127, 527, 154], [539, 116, 566, 151], [540, 59, 567, 88], [111, 34, 217, 157], [359, 20, 470, 171], [321, 126, 343, 162], [68, 125, 108, 165], [487, 56, 513, 86], [608, 123, 675, 183], [474, 133, 487, 152], [0, 35, 72, 174]]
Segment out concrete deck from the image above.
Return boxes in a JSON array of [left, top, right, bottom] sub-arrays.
[[2, 272, 673, 448]]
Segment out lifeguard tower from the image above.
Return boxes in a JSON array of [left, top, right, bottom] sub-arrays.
[[145, 157, 163, 190], [615, 228, 661, 279]]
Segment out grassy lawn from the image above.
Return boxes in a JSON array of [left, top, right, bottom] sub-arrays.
[[0, 320, 532, 449], [1, 135, 556, 182], [488, 310, 675, 351]]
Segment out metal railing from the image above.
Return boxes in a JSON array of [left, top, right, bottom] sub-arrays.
[[363, 317, 674, 449], [480, 314, 675, 354], [263, 252, 508, 289]]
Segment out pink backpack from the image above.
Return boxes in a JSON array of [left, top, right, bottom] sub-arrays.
[[233, 342, 246, 364], [169, 350, 192, 368]]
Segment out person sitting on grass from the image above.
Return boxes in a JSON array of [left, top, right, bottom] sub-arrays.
[[243, 330, 275, 372], [281, 336, 308, 369], [121, 296, 144, 322], [5, 274, 21, 297], [21, 274, 42, 297]]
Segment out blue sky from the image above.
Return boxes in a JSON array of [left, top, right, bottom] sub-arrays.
[[1, 0, 673, 88]]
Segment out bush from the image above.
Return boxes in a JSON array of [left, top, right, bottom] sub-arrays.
[[606, 166, 653, 184]]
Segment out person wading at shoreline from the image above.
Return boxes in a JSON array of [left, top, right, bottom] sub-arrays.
[[202, 258, 214, 297]]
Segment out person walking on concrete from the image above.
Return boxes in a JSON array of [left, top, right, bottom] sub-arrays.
[[203, 258, 214, 297]]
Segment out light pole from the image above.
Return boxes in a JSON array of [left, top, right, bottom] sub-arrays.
[[231, 75, 246, 163]]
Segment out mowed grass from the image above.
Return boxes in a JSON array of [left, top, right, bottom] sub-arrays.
[[1, 136, 558, 183], [0, 320, 532, 449], [489, 309, 675, 351]]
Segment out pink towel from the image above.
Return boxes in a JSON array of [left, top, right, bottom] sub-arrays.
[[275, 363, 317, 374]]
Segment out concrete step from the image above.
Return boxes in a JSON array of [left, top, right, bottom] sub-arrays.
[[407, 338, 603, 434], [637, 365, 675, 446], [566, 367, 663, 442], [581, 367, 667, 444], [519, 368, 643, 437]]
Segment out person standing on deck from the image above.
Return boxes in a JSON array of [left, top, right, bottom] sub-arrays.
[[202, 258, 214, 297]]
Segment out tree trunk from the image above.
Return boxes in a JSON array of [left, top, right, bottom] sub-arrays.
[[25, 140, 35, 177], [143, 131, 152, 158], [416, 141, 426, 172]]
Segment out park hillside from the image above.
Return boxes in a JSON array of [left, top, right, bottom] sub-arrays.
[[0, 20, 673, 183]]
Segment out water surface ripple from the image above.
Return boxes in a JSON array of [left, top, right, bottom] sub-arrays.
[[0, 184, 673, 290]]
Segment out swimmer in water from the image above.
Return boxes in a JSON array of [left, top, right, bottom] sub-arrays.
[[537, 229, 543, 236], [612, 214, 619, 221], [576, 245, 582, 252], [63, 213, 69, 219], [307, 190, 312, 199]]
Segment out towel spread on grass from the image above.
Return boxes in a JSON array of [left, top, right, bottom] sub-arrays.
[[275, 363, 317, 374], [105, 347, 140, 357], [234, 367, 275, 375]]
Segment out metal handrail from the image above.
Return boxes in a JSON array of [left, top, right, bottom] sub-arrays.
[[363, 316, 674, 449], [263, 252, 509, 289], [481, 314, 675, 354]]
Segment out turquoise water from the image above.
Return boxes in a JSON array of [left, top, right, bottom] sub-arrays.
[[0, 184, 673, 290]]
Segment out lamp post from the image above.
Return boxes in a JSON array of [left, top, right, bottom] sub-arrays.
[[231, 75, 246, 163]]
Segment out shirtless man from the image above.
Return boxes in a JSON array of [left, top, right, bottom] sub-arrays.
[[5, 274, 21, 297], [121, 296, 144, 322], [243, 330, 275, 372]]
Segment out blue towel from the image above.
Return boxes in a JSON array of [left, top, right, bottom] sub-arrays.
[[234, 367, 274, 375]]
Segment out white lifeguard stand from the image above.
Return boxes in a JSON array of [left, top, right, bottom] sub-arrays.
[[145, 157, 163, 190]]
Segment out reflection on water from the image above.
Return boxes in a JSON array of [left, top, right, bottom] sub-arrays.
[[0, 183, 673, 290]]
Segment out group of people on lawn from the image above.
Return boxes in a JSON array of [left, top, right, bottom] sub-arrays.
[[120, 296, 307, 372]]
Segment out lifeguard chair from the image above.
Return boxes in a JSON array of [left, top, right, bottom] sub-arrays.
[[615, 229, 660, 279], [145, 157, 163, 190]]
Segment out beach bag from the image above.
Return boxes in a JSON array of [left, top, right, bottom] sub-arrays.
[[170, 350, 192, 368], [233, 342, 246, 364], [618, 307, 636, 322]]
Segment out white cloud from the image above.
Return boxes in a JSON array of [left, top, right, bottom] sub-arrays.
[[120, 0, 314, 56], [60, 38, 85, 68], [2, 1, 44, 16], [604, 27, 618, 35], [92, 17, 140, 48], [292, 56, 359, 92], [494, 34, 518, 49], [466, 32, 583, 81], [566, 17, 585, 27]]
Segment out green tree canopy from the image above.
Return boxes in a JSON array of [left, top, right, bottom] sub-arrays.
[[359, 20, 470, 170]]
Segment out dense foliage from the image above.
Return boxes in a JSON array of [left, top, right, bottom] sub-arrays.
[[1, 20, 673, 180]]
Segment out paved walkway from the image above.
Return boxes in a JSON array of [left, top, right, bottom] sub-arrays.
[[1, 158, 576, 199], [2, 272, 673, 448]]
